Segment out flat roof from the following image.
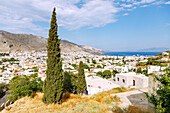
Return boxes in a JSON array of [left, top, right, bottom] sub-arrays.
[[116, 72, 148, 78]]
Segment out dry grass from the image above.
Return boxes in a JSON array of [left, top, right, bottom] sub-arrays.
[[90, 87, 133, 103], [1, 87, 134, 113], [113, 105, 154, 113]]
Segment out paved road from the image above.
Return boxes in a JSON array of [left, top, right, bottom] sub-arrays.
[[111, 89, 155, 112]]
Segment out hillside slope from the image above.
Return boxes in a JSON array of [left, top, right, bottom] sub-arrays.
[[1, 88, 153, 113], [0, 31, 47, 52], [0, 30, 104, 54], [1, 88, 135, 113]]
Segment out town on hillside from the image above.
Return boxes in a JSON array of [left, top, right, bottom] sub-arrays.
[[0, 51, 169, 94]]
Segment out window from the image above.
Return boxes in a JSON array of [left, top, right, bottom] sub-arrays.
[[117, 77, 119, 81], [123, 79, 125, 83], [133, 80, 135, 86]]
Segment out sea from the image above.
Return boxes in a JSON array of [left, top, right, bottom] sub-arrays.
[[101, 52, 162, 56]]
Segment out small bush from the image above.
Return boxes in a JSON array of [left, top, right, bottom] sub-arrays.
[[105, 97, 111, 104], [62, 92, 70, 102], [87, 74, 93, 77], [112, 95, 120, 102], [8, 75, 43, 102]]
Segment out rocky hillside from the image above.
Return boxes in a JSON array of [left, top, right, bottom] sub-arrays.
[[0, 30, 104, 54]]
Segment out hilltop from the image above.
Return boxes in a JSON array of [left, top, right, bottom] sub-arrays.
[[0, 30, 104, 54]]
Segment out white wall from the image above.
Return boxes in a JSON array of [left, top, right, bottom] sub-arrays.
[[116, 73, 149, 89]]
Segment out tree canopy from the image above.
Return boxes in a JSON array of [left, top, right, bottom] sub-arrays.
[[148, 68, 170, 112], [42, 8, 64, 104], [77, 61, 87, 94]]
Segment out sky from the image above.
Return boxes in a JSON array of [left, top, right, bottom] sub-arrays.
[[0, 0, 170, 51]]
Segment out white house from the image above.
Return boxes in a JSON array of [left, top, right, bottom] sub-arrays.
[[148, 66, 160, 74], [162, 52, 169, 56], [115, 72, 148, 89], [86, 76, 120, 95], [0, 76, 4, 83], [114, 66, 128, 73], [0, 74, 10, 84]]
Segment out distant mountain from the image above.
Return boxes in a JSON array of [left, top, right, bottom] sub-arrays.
[[137, 48, 170, 52], [0, 30, 104, 54], [60, 40, 104, 54]]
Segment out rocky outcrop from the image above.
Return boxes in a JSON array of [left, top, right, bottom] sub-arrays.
[[0, 30, 47, 52]]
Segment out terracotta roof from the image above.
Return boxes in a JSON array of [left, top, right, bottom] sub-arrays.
[[134, 66, 147, 68], [88, 71, 93, 73]]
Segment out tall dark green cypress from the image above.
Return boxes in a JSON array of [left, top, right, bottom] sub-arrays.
[[42, 8, 63, 104], [77, 61, 87, 94]]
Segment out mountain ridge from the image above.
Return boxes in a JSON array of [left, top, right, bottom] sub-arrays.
[[137, 48, 170, 52], [0, 30, 104, 54]]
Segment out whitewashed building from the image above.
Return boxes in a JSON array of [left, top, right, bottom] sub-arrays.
[[115, 72, 148, 89], [86, 76, 120, 95], [114, 66, 128, 73], [148, 66, 161, 74]]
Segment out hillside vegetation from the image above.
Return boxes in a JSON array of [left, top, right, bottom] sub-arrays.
[[1, 87, 153, 113]]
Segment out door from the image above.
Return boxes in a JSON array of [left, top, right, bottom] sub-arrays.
[[133, 80, 135, 86]]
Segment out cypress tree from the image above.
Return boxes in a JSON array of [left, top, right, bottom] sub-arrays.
[[77, 61, 87, 94], [42, 8, 63, 104]]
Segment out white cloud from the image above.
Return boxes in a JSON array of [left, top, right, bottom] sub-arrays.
[[0, 0, 53, 34], [127, 6, 137, 11], [0, 0, 166, 34], [0, 0, 120, 32], [56, 0, 120, 29], [165, 1, 170, 4], [123, 13, 129, 16], [133, 0, 156, 5], [141, 5, 149, 7], [122, 4, 133, 7]]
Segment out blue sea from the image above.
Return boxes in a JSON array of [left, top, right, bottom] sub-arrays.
[[102, 52, 162, 56]]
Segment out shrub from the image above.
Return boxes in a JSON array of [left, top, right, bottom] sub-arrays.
[[87, 74, 93, 77], [112, 95, 120, 102], [8, 75, 43, 102], [136, 67, 142, 73], [96, 71, 103, 77], [148, 72, 170, 113], [96, 65, 102, 68], [87, 59, 90, 63], [103, 70, 112, 79], [105, 97, 111, 104], [64, 71, 86, 94], [62, 92, 70, 102], [92, 59, 96, 64], [32, 67, 38, 72], [30, 73, 38, 78], [83, 63, 90, 71], [72, 64, 77, 69]]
